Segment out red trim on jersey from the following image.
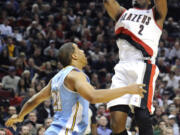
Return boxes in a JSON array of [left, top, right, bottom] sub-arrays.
[[115, 27, 153, 56], [147, 60, 152, 64], [147, 64, 156, 113], [152, 8, 162, 31]]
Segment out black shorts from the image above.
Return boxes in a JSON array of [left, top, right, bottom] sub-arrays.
[[109, 105, 131, 114]]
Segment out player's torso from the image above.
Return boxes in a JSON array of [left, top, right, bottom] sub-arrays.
[[115, 8, 162, 62], [51, 66, 89, 134]]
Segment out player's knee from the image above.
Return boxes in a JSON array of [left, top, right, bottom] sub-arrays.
[[110, 117, 126, 132], [135, 111, 152, 127]]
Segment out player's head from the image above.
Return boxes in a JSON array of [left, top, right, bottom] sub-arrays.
[[132, 0, 152, 9], [58, 42, 87, 67]]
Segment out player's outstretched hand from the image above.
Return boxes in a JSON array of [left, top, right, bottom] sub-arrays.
[[127, 84, 146, 98], [5, 114, 23, 127]]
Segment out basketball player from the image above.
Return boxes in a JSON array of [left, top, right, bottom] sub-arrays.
[[104, 0, 167, 135], [5, 42, 146, 135]]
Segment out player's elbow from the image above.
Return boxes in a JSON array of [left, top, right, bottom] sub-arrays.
[[86, 93, 98, 104], [88, 95, 102, 104], [89, 98, 97, 104]]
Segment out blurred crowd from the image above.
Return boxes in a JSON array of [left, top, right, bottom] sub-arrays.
[[0, 0, 179, 135]]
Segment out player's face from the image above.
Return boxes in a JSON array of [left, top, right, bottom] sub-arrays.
[[132, 0, 150, 9], [73, 44, 88, 66]]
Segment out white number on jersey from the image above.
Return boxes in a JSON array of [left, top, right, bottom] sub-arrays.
[[52, 91, 62, 111]]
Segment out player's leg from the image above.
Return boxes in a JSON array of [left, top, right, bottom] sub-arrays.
[[110, 105, 130, 135], [108, 62, 132, 135], [134, 62, 159, 135], [134, 107, 153, 135]]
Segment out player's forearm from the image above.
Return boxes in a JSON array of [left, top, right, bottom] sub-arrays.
[[154, 0, 167, 18], [90, 87, 130, 103], [18, 95, 42, 119]]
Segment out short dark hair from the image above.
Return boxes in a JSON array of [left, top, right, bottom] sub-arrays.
[[58, 42, 75, 67]]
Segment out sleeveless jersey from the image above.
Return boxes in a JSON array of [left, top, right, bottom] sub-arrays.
[[51, 66, 90, 135], [115, 8, 162, 63]]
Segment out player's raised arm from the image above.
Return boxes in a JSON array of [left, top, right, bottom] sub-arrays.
[[153, 0, 167, 28], [5, 81, 52, 127], [67, 70, 146, 104], [103, 0, 126, 21]]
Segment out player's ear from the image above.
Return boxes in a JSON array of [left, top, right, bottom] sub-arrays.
[[71, 52, 78, 60]]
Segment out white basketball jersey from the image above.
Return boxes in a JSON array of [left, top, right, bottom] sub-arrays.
[[115, 8, 162, 63]]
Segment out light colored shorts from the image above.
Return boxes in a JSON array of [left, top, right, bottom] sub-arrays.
[[107, 60, 159, 114]]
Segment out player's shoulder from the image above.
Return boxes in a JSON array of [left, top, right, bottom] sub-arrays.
[[67, 69, 86, 81]]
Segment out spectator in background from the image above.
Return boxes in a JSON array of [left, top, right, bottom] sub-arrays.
[[19, 125, 31, 135], [3, 106, 17, 124], [5, 36, 19, 60], [96, 104, 107, 120], [0, 19, 13, 37], [2, 66, 20, 91], [163, 71, 180, 89], [0, 48, 11, 69], [164, 127, 174, 135], [16, 78, 28, 96], [26, 58, 39, 80], [164, 17, 180, 38], [158, 120, 167, 135], [44, 118, 53, 130], [32, 47, 43, 67], [43, 40, 58, 58], [37, 126, 45, 135], [0, 128, 6, 135], [97, 116, 112, 135], [168, 115, 180, 135], [37, 99, 54, 124], [169, 40, 180, 60], [157, 57, 169, 73], [152, 107, 164, 126], [0, 127, 13, 135], [25, 112, 37, 135], [27, 112, 37, 125], [20, 88, 36, 107], [21, 70, 31, 88], [26, 21, 40, 39]]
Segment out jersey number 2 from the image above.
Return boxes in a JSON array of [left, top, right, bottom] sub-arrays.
[[138, 25, 144, 35]]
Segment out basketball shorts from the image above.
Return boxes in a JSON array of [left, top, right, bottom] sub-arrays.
[[107, 60, 159, 114], [45, 124, 81, 135]]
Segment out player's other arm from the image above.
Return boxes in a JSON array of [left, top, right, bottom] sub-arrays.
[[5, 81, 51, 127], [153, 0, 167, 28], [103, 0, 126, 21], [68, 71, 146, 104]]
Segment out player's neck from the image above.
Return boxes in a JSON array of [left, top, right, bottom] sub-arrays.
[[71, 62, 84, 70], [133, 5, 149, 10]]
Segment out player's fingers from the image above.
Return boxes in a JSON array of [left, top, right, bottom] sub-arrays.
[[140, 94, 144, 98], [141, 89, 147, 93], [5, 120, 11, 127], [6, 119, 15, 127], [137, 84, 146, 87]]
